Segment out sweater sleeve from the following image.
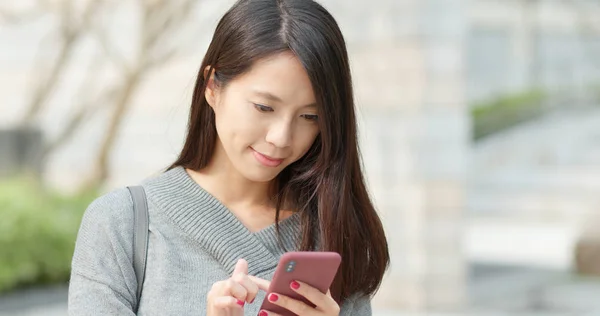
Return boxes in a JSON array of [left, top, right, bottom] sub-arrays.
[[68, 188, 138, 315], [340, 293, 372, 316]]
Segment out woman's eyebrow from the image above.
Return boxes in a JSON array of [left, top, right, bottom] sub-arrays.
[[252, 90, 317, 108], [252, 90, 283, 103]]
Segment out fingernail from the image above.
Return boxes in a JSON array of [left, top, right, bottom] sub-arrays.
[[236, 299, 245, 306], [290, 280, 300, 290], [268, 293, 279, 302], [259, 311, 268, 316]]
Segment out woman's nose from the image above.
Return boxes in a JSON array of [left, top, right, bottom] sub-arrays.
[[265, 120, 293, 148]]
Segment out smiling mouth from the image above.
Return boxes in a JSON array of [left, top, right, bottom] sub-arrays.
[[251, 148, 284, 167]]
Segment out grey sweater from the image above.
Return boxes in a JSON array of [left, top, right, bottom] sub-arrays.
[[68, 166, 372, 315]]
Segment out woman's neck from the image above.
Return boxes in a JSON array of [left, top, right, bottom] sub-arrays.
[[187, 160, 272, 209], [185, 142, 293, 232], [187, 166, 295, 232]]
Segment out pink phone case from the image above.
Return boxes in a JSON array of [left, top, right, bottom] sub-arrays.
[[259, 251, 341, 316]]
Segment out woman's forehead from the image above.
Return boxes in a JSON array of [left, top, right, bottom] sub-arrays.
[[229, 52, 317, 107]]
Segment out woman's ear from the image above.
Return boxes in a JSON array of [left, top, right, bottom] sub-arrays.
[[204, 66, 218, 109]]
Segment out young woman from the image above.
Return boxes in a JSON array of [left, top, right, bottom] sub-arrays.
[[68, 0, 389, 315]]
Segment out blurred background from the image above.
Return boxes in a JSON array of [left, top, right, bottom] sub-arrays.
[[1, 0, 600, 315]]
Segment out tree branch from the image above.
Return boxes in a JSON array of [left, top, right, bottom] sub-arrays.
[[42, 86, 119, 157], [85, 0, 203, 188], [144, 47, 178, 69], [0, 1, 49, 25], [92, 26, 131, 72], [19, 0, 106, 124]]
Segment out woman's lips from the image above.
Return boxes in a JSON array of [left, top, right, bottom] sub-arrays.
[[251, 148, 284, 167]]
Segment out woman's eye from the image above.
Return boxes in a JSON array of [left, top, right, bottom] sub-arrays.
[[254, 104, 273, 112], [302, 114, 319, 122]]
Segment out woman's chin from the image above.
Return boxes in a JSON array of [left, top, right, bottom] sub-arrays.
[[239, 166, 281, 183]]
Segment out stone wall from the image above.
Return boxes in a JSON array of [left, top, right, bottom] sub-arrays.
[[467, 0, 600, 101], [320, 0, 469, 310]]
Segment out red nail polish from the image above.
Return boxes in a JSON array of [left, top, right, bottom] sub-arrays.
[[268, 293, 279, 302], [259, 311, 268, 316], [236, 299, 245, 306], [290, 281, 300, 290]]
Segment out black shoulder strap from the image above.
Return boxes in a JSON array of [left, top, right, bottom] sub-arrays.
[[127, 186, 149, 312]]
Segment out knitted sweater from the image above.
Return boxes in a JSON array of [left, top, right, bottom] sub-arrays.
[[68, 166, 372, 315]]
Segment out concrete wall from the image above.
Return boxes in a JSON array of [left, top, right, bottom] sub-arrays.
[[467, 0, 600, 101], [320, 0, 469, 310]]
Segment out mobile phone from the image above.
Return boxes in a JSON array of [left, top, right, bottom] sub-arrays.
[[259, 251, 341, 316]]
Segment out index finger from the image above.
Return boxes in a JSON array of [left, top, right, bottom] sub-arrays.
[[233, 259, 248, 275], [248, 275, 270, 291]]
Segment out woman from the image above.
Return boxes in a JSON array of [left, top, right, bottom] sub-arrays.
[[68, 0, 389, 315]]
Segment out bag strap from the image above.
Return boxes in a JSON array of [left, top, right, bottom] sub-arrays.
[[127, 186, 149, 313]]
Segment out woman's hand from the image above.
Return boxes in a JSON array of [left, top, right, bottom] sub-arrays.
[[207, 259, 269, 316], [259, 280, 340, 316]]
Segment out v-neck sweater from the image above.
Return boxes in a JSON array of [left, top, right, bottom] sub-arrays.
[[68, 166, 372, 315]]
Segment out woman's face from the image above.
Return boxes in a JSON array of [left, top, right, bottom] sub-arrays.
[[206, 51, 320, 183]]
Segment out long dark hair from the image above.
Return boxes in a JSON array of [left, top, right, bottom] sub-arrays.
[[170, 0, 389, 302]]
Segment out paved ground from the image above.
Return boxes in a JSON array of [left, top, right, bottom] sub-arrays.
[[0, 285, 67, 316]]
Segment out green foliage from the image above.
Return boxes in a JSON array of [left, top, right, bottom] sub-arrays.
[[0, 176, 96, 293], [471, 89, 547, 140]]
